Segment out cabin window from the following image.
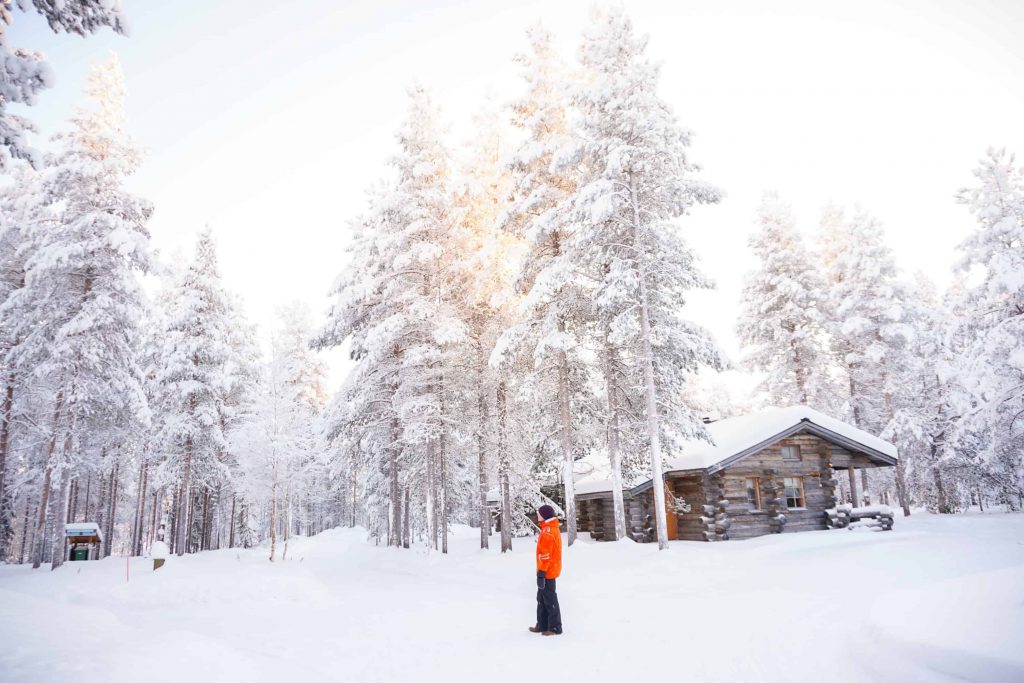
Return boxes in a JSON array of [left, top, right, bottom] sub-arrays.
[[781, 445, 801, 461], [784, 477, 805, 509], [745, 478, 761, 509]]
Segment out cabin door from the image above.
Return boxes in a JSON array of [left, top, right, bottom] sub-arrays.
[[664, 487, 678, 540]]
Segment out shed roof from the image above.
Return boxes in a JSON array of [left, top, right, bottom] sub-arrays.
[[65, 522, 103, 541], [575, 405, 897, 498]]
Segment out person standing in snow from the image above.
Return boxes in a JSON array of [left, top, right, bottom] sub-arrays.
[[529, 505, 563, 636]]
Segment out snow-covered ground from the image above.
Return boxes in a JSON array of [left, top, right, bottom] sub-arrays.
[[2, 513, 1023, 683]]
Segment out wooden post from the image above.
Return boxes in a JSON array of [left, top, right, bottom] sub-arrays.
[[847, 467, 859, 507]]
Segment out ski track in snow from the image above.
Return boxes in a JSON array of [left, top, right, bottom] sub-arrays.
[[2, 513, 1024, 683]]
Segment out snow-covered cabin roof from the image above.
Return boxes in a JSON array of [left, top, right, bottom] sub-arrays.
[[65, 522, 103, 541], [576, 406, 897, 497]]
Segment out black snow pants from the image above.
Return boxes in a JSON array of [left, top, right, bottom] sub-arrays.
[[536, 578, 562, 633]]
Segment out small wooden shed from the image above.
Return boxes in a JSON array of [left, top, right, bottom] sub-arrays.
[[64, 522, 103, 561], [576, 406, 898, 542]]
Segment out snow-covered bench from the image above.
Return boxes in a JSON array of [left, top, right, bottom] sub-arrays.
[[826, 504, 894, 531]]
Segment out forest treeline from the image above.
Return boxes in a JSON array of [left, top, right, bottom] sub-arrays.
[[1, 7, 1021, 567]]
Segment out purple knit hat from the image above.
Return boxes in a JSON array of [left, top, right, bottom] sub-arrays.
[[538, 505, 556, 521]]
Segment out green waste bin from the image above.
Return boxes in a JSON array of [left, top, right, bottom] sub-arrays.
[[72, 546, 88, 561]]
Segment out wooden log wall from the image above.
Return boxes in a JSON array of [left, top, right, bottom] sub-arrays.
[[699, 473, 730, 541], [627, 493, 654, 542], [719, 433, 843, 538], [576, 497, 619, 541]]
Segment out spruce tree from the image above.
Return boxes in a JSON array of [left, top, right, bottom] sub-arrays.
[[737, 192, 833, 410], [565, 8, 724, 549]]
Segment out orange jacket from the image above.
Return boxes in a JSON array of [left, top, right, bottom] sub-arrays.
[[536, 517, 562, 579]]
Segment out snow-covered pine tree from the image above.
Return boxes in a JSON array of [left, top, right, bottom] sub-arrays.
[[737, 192, 834, 410], [275, 303, 329, 544], [380, 86, 467, 552], [453, 103, 518, 550], [566, 8, 724, 549], [316, 196, 399, 544], [954, 148, 1024, 505], [0, 0, 127, 169], [318, 87, 467, 551], [819, 207, 910, 435], [497, 24, 590, 545], [879, 275, 960, 515], [155, 229, 237, 556], [233, 305, 325, 561], [0, 164, 43, 561], [2, 54, 153, 568]]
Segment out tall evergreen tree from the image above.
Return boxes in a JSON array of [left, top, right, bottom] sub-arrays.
[[155, 229, 235, 556], [566, 8, 724, 549], [0, 165, 42, 561], [318, 87, 467, 551], [234, 305, 325, 561], [4, 54, 153, 568], [497, 24, 589, 545], [737, 192, 833, 410], [454, 104, 519, 550], [954, 148, 1024, 503], [819, 207, 910, 434]]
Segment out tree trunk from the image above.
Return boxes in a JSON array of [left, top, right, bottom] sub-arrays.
[[175, 436, 193, 556], [0, 376, 14, 562], [187, 490, 198, 553], [32, 391, 64, 569], [402, 487, 410, 549], [793, 338, 810, 406], [497, 380, 513, 553], [18, 495, 32, 564], [860, 469, 870, 506], [228, 494, 237, 548], [477, 386, 490, 549], [132, 461, 147, 556], [65, 480, 75, 526], [629, 177, 669, 550], [556, 334, 577, 546], [200, 488, 211, 551], [82, 473, 91, 523], [168, 487, 177, 554], [848, 374, 862, 429], [269, 458, 278, 561], [440, 427, 448, 555], [105, 463, 119, 557], [426, 437, 436, 551], [50, 435, 73, 570], [894, 457, 911, 517], [95, 456, 108, 544], [138, 465, 149, 555], [149, 489, 159, 550], [389, 418, 401, 548], [282, 485, 290, 560], [603, 338, 627, 541], [847, 467, 859, 507], [349, 464, 357, 528], [932, 452, 949, 513]]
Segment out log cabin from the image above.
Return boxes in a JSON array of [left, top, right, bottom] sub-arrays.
[[575, 406, 898, 542]]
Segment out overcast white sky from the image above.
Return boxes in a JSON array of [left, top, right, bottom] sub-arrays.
[[9, 0, 1024, 391]]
